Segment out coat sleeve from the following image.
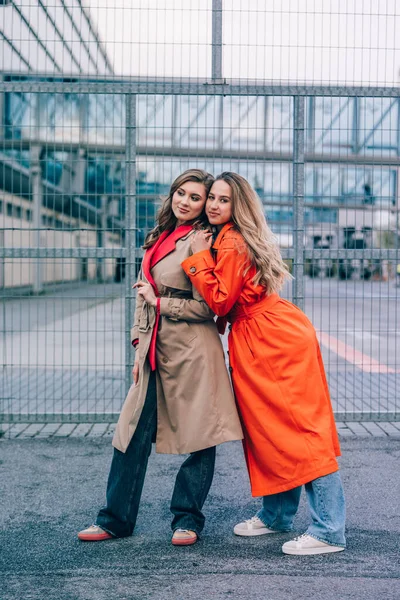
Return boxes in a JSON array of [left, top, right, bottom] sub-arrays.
[[159, 291, 215, 322], [130, 267, 145, 345], [181, 239, 247, 317]]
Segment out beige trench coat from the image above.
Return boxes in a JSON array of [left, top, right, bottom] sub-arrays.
[[112, 230, 243, 454]]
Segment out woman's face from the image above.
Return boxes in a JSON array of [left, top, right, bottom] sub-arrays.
[[206, 180, 233, 227], [171, 181, 207, 225]]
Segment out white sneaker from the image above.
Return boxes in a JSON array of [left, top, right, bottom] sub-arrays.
[[282, 533, 345, 555], [233, 516, 280, 537]]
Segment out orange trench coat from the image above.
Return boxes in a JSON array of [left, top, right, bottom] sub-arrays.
[[182, 222, 341, 497]]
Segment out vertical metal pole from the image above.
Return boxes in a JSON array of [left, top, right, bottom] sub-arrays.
[[397, 98, 400, 157], [292, 96, 305, 310], [218, 95, 224, 149], [395, 169, 400, 249], [307, 96, 315, 152], [212, 0, 223, 80], [0, 230, 4, 290], [31, 144, 43, 294], [0, 75, 4, 139], [125, 94, 137, 395], [79, 94, 89, 141], [263, 96, 269, 152], [352, 97, 360, 154]]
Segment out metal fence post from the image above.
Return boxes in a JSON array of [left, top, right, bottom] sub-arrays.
[[292, 96, 305, 309], [212, 0, 223, 80], [125, 94, 137, 395], [0, 75, 4, 139]]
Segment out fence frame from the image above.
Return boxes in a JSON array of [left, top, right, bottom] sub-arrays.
[[1, 77, 399, 423]]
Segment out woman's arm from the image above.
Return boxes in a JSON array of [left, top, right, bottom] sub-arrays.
[[181, 240, 247, 317], [159, 293, 215, 322], [134, 270, 215, 323]]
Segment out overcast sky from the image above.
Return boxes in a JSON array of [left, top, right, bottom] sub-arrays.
[[86, 0, 400, 85]]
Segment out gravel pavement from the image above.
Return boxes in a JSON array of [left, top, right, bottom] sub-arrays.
[[1, 436, 399, 600]]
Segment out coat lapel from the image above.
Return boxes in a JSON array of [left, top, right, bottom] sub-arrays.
[[142, 230, 171, 293], [142, 225, 193, 293], [151, 224, 193, 268]]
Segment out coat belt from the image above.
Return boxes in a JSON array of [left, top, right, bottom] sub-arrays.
[[138, 292, 192, 333], [228, 293, 280, 323]]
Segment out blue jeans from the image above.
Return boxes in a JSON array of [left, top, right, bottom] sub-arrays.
[[257, 471, 346, 547], [96, 371, 216, 537]]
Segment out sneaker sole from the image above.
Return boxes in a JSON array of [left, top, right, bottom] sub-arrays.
[[171, 536, 198, 546], [77, 533, 113, 542], [233, 527, 278, 537], [282, 545, 345, 556]]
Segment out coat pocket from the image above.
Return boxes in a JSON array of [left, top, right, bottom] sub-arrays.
[[182, 321, 197, 343], [241, 323, 255, 362]]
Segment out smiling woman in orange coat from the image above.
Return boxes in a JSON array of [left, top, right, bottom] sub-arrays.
[[182, 172, 346, 556]]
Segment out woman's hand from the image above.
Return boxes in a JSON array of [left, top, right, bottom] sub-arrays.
[[133, 281, 157, 306], [190, 231, 213, 254], [132, 352, 140, 385]]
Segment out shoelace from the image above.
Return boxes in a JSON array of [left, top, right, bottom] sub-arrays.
[[175, 529, 194, 534], [245, 516, 261, 525], [292, 533, 310, 542]]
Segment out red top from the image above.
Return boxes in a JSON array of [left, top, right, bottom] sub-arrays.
[[140, 224, 193, 370]]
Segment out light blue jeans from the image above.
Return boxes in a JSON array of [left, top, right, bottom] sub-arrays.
[[257, 471, 346, 547]]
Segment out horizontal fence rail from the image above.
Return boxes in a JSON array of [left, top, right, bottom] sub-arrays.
[[3, 76, 400, 98], [1, 248, 398, 260]]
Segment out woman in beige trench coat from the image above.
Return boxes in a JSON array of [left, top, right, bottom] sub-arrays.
[[78, 169, 243, 546]]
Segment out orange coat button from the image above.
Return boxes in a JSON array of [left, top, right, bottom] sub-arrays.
[[189, 266, 196, 273]]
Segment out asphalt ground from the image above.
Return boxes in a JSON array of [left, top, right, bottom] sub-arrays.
[[1, 436, 399, 600]]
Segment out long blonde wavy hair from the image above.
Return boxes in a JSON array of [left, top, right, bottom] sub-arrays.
[[143, 169, 214, 249], [215, 172, 291, 293]]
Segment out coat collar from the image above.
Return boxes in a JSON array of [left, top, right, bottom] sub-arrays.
[[142, 224, 193, 292], [212, 222, 235, 250]]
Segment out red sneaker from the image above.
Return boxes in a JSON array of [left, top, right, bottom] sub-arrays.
[[78, 525, 113, 541], [171, 529, 198, 546]]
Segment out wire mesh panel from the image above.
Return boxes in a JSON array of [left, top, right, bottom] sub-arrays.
[[0, 1, 399, 426], [304, 96, 399, 420], [1, 90, 127, 422]]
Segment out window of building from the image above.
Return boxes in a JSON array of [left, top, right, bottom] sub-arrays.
[[42, 215, 54, 227], [25, 209, 32, 222], [15, 206, 22, 219], [0, 200, 3, 214], [6, 203, 13, 217]]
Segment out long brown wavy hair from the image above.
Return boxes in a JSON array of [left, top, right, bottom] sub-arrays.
[[214, 172, 291, 293], [143, 169, 215, 249]]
